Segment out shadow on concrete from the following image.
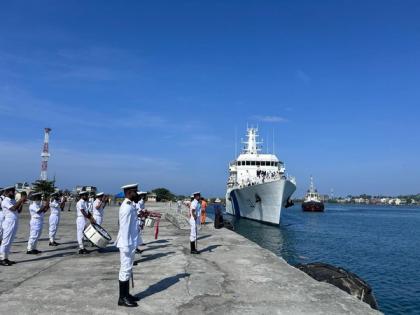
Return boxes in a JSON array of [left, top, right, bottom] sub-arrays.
[[13, 238, 50, 244], [55, 241, 78, 246], [88, 246, 119, 254], [134, 251, 176, 264], [17, 251, 75, 264], [145, 239, 170, 245], [142, 244, 170, 252], [134, 273, 190, 300], [199, 244, 222, 253], [41, 245, 78, 253], [197, 234, 212, 241]]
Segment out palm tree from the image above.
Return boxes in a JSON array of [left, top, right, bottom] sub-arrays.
[[31, 180, 56, 197]]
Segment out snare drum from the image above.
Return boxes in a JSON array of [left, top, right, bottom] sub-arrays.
[[83, 223, 112, 248]]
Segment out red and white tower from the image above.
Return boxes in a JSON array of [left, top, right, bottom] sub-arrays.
[[40, 128, 52, 181]]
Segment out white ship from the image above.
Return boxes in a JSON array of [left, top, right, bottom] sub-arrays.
[[225, 127, 296, 225]]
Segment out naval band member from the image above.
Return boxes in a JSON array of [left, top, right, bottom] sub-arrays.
[[49, 192, 65, 246], [116, 184, 140, 307], [189, 192, 201, 254], [0, 186, 27, 266], [92, 192, 106, 226], [76, 191, 95, 254], [135, 191, 147, 253], [0, 188, 5, 245], [27, 192, 50, 254]]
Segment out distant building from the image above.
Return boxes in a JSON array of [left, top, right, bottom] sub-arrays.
[[15, 182, 31, 193], [75, 186, 97, 194], [147, 193, 157, 202]]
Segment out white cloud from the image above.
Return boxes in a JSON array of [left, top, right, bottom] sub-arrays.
[[296, 69, 311, 83], [252, 115, 288, 123], [0, 140, 181, 192]]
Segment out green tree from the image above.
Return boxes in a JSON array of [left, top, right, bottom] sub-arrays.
[[152, 188, 175, 202], [32, 180, 56, 197]]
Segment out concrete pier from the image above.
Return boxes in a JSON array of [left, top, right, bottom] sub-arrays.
[[0, 203, 381, 314]]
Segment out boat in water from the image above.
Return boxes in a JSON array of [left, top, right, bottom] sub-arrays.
[[302, 176, 324, 212], [225, 127, 296, 225]]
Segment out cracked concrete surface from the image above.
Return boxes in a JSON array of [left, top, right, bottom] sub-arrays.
[[0, 203, 381, 314]]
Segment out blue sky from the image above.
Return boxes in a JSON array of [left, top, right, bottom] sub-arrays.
[[1, 0, 419, 197]]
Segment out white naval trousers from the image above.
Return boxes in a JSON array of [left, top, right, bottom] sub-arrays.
[[137, 218, 143, 246], [0, 217, 18, 259], [49, 213, 60, 242], [189, 216, 197, 242], [0, 211, 4, 241], [93, 214, 103, 226], [119, 247, 136, 281], [27, 217, 44, 250], [76, 217, 88, 249]]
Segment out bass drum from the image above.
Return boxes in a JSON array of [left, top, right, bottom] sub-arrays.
[[83, 223, 112, 248]]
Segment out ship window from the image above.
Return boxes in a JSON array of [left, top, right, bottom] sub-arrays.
[[251, 161, 256, 166], [246, 161, 250, 166], [261, 161, 265, 166], [256, 161, 260, 166]]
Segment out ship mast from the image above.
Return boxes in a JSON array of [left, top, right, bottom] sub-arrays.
[[242, 127, 262, 155], [310, 175, 315, 193]]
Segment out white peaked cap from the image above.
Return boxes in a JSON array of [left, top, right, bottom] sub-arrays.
[[3, 186, 15, 191], [96, 192, 105, 197], [137, 191, 148, 195], [30, 192, 43, 197], [79, 191, 89, 196], [192, 191, 201, 196], [121, 183, 138, 190]]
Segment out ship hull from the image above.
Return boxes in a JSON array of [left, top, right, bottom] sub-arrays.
[[302, 201, 325, 212], [225, 179, 296, 225]]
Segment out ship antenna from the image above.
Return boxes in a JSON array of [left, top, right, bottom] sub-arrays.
[[272, 128, 275, 155], [310, 175, 314, 192], [235, 126, 238, 158]]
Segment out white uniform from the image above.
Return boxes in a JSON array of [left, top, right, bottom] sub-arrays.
[[189, 199, 200, 242], [0, 197, 18, 260], [0, 195, 5, 242], [87, 198, 94, 214], [92, 198, 104, 226], [116, 198, 139, 282], [27, 201, 45, 251], [136, 199, 145, 246], [76, 199, 89, 249], [49, 199, 61, 242]]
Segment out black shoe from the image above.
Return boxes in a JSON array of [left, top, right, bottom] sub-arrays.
[[33, 249, 42, 254], [49, 242, 54, 246], [27, 250, 36, 255], [0, 259, 11, 266], [190, 242, 200, 254], [3, 259, 16, 265], [118, 281, 138, 307], [78, 249, 89, 255], [135, 248, 143, 254], [51, 241, 60, 246], [118, 297, 138, 307]]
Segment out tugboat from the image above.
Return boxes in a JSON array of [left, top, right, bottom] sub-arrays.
[[302, 176, 324, 212]]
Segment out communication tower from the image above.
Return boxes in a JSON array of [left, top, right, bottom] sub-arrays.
[[40, 128, 52, 180]]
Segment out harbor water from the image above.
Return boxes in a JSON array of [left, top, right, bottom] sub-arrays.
[[208, 204, 420, 315]]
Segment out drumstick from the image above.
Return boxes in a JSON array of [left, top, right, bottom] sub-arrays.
[[131, 272, 134, 289]]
